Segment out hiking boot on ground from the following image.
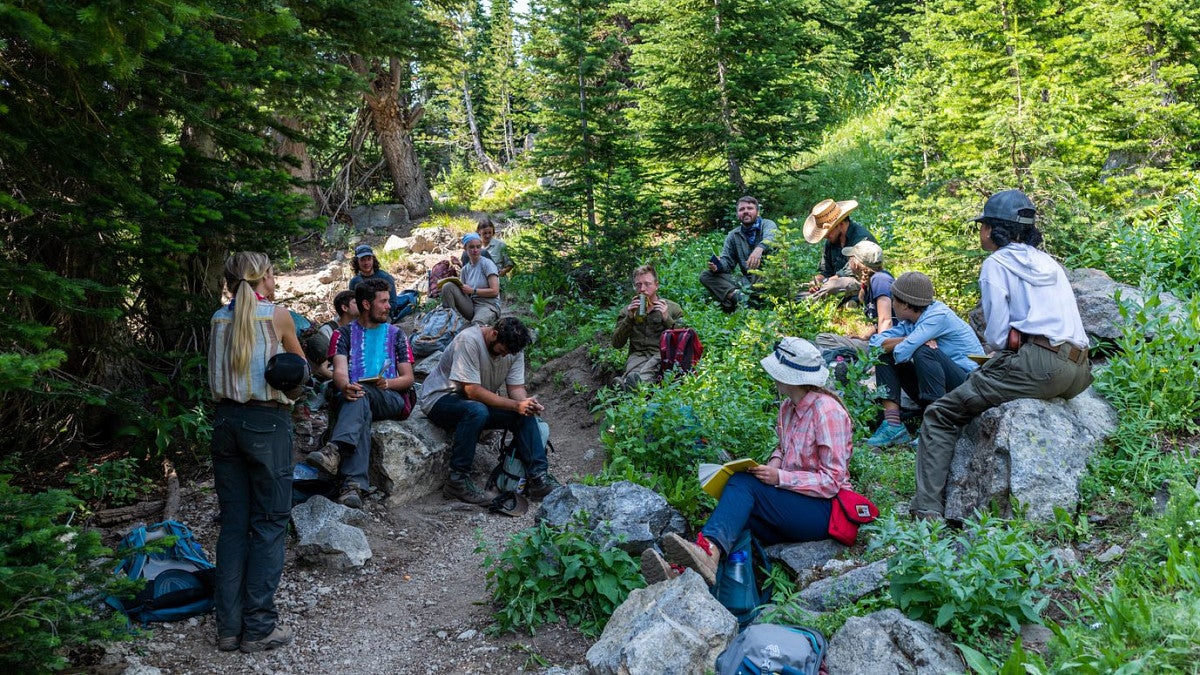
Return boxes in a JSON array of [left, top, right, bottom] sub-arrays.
[[304, 442, 341, 475], [239, 624, 292, 653], [217, 635, 240, 652], [640, 548, 682, 585], [443, 472, 491, 505], [337, 482, 363, 509], [526, 472, 562, 501], [662, 532, 720, 586], [866, 421, 912, 448]]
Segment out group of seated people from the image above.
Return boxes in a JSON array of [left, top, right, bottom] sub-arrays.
[[295, 216, 557, 510], [637, 188, 1093, 584]]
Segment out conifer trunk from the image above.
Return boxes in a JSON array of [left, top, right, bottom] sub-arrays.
[[713, 0, 746, 194], [463, 74, 499, 173], [352, 55, 433, 219]]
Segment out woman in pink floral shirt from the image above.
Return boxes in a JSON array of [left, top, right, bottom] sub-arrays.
[[656, 337, 854, 585]]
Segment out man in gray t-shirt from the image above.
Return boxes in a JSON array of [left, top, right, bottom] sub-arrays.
[[419, 318, 561, 504]]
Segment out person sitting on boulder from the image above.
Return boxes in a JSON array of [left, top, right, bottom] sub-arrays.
[[700, 196, 778, 312], [419, 317, 561, 505], [801, 198, 876, 303], [814, 240, 894, 355], [459, 216, 514, 277], [612, 264, 683, 389], [642, 338, 853, 585], [865, 271, 983, 448], [440, 232, 501, 325], [348, 244, 401, 320], [305, 290, 358, 382], [303, 278, 416, 509], [912, 189, 1092, 521]]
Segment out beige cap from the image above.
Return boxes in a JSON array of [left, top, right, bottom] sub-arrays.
[[841, 240, 883, 269]]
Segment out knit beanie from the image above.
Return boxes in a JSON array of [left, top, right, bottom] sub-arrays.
[[890, 272, 935, 307]]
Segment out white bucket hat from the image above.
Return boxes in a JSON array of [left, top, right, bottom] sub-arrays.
[[760, 337, 829, 387]]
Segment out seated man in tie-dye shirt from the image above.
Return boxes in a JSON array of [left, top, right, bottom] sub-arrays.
[[303, 278, 415, 509]]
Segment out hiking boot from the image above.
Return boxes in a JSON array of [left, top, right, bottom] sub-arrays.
[[217, 635, 240, 652], [239, 624, 292, 653], [640, 548, 682, 585], [304, 442, 341, 475], [337, 482, 363, 509], [443, 473, 491, 505], [911, 509, 943, 523], [662, 532, 720, 586], [526, 472, 562, 501], [866, 422, 912, 448]]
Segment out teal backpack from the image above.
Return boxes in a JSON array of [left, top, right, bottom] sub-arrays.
[[106, 520, 216, 623], [711, 529, 773, 629]]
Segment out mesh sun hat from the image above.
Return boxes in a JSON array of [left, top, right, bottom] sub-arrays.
[[760, 337, 829, 387], [841, 240, 883, 269]]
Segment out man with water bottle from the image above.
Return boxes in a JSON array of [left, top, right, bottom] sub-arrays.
[[612, 264, 683, 389]]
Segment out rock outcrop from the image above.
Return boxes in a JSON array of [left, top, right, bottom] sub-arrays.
[[536, 481, 687, 554], [825, 609, 964, 675], [291, 496, 372, 569], [586, 571, 737, 675]]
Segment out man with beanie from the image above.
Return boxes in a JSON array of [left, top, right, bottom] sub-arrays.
[[700, 196, 778, 312], [866, 272, 983, 447], [912, 190, 1091, 521]]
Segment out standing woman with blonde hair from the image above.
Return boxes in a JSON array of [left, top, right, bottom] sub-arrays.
[[207, 252, 304, 653]]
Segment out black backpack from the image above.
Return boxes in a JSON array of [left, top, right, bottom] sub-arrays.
[[486, 418, 552, 495]]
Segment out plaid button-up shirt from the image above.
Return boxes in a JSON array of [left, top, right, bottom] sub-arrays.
[[770, 390, 853, 498]]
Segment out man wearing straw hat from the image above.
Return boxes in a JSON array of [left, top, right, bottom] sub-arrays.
[[802, 198, 876, 302], [700, 196, 779, 312]]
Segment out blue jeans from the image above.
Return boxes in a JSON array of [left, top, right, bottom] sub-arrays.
[[701, 473, 832, 554], [211, 403, 293, 642], [426, 393, 547, 476], [328, 386, 412, 489]]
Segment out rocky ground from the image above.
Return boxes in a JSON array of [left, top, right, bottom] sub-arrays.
[[94, 228, 609, 674]]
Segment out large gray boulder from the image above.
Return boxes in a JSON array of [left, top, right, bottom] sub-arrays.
[[1068, 268, 1182, 342], [586, 571, 737, 675], [370, 413, 451, 507], [350, 203, 408, 232], [944, 388, 1116, 522], [766, 540, 848, 576], [536, 481, 687, 554], [826, 609, 964, 675], [798, 560, 889, 612], [291, 496, 372, 569]]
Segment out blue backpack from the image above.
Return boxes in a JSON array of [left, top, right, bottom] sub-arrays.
[[391, 288, 420, 322], [411, 306, 469, 358], [106, 520, 216, 623], [711, 529, 773, 629], [716, 623, 827, 675]]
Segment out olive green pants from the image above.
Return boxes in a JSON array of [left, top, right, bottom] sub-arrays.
[[912, 342, 1092, 515], [623, 352, 660, 386]]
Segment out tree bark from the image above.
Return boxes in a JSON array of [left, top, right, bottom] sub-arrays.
[[351, 55, 433, 219], [713, 0, 747, 194], [577, 14, 596, 236], [271, 116, 325, 216], [463, 73, 499, 173]]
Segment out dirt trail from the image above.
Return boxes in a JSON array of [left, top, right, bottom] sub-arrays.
[[99, 237, 610, 674]]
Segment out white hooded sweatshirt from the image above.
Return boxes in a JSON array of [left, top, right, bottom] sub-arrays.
[[979, 243, 1088, 352]]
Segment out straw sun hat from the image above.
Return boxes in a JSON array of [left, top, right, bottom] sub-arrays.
[[803, 199, 859, 244]]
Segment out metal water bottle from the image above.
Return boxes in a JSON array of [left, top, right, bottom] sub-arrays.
[[635, 294, 647, 323]]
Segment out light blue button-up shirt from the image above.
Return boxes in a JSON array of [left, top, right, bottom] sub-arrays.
[[868, 301, 983, 372]]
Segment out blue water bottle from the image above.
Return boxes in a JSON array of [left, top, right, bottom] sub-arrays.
[[716, 550, 758, 618]]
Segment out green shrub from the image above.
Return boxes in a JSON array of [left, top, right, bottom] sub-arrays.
[[476, 514, 644, 637], [66, 457, 154, 507], [873, 512, 1065, 640], [0, 475, 134, 672]]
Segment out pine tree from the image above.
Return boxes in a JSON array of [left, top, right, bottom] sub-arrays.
[[623, 0, 862, 221], [525, 0, 654, 296]]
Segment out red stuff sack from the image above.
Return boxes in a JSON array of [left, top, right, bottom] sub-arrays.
[[827, 488, 879, 546]]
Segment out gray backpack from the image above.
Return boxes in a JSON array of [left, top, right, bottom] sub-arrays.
[[716, 623, 827, 675]]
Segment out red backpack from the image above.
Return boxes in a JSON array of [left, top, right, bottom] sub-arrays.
[[427, 258, 460, 299], [659, 328, 703, 376]]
